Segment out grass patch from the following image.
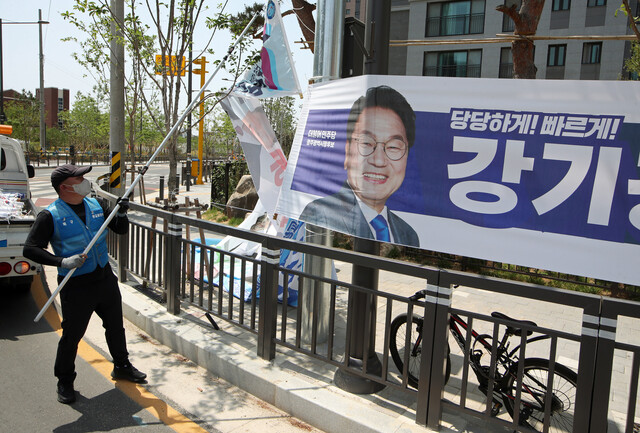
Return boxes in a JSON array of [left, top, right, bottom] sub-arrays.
[[201, 206, 244, 227]]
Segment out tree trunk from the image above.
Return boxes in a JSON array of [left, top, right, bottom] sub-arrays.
[[497, 0, 545, 79], [289, 0, 316, 53]]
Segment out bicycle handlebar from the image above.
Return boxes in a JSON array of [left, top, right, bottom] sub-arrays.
[[408, 284, 460, 302], [409, 290, 428, 302]]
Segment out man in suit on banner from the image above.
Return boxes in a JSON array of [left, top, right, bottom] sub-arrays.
[[300, 85, 419, 247]]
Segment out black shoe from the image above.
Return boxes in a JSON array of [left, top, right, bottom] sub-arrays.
[[57, 382, 76, 404], [111, 363, 147, 383]]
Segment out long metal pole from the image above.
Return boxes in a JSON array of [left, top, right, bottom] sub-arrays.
[[38, 9, 46, 151], [34, 12, 260, 322]]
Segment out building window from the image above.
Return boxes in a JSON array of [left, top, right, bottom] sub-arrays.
[[423, 49, 482, 77], [58, 97, 64, 112], [499, 47, 513, 78], [582, 42, 602, 64], [552, 0, 570, 11], [355, 0, 361, 19], [587, 0, 605, 5], [346, 8, 351, 14], [547, 44, 567, 66], [426, 1, 485, 37]]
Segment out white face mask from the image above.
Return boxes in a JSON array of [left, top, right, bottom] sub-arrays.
[[71, 179, 92, 197]]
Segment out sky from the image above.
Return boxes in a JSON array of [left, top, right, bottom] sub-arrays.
[[0, 0, 315, 107]]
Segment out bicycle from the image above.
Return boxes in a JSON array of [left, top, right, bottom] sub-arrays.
[[389, 289, 578, 433]]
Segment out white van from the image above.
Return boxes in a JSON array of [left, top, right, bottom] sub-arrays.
[[0, 125, 38, 291]]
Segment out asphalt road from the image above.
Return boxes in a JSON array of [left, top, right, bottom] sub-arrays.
[[0, 282, 179, 433]]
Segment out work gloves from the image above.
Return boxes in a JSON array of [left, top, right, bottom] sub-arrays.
[[116, 197, 129, 216], [60, 254, 87, 269]]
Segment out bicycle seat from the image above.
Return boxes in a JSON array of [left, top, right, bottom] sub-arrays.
[[491, 312, 537, 336]]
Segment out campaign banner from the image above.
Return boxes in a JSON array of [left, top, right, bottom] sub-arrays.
[[275, 75, 640, 286], [220, 93, 287, 215], [234, 0, 301, 98]]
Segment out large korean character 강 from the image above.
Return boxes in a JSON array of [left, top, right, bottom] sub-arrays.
[[447, 137, 534, 215]]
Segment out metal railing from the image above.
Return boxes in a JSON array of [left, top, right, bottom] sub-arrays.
[[499, 63, 514, 78], [25, 152, 173, 167], [100, 189, 640, 433], [424, 64, 482, 78]]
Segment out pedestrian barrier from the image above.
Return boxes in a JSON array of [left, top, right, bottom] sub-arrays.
[[99, 188, 640, 433]]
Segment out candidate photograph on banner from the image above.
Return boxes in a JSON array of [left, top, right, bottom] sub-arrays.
[[275, 75, 640, 286]]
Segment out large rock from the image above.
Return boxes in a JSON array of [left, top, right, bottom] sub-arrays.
[[226, 175, 258, 219]]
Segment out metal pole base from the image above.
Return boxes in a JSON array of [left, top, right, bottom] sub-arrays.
[[334, 354, 386, 394]]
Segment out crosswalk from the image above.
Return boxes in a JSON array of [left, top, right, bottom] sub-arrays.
[[29, 179, 56, 210]]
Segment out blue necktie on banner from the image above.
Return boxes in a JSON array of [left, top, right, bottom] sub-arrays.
[[371, 215, 390, 242]]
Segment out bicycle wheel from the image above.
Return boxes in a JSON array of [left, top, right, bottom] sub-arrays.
[[390, 314, 423, 387], [389, 314, 451, 388], [503, 358, 577, 433]]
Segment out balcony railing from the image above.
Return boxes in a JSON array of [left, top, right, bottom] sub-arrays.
[[499, 62, 514, 78], [424, 63, 481, 78], [426, 13, 484, 37]]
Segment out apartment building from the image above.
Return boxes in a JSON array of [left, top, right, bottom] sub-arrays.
[[345, 0, 367, 20], [35, 87, 69, 128], [388, 0, 638, 80]]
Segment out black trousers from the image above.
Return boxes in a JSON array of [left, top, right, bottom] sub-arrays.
[[54, 267, 129, 384]]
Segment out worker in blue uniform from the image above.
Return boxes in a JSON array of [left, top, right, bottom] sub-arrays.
[[24, 164, 146, 404]]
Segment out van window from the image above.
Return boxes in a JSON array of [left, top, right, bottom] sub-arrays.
[[1, 148, 5, 171]]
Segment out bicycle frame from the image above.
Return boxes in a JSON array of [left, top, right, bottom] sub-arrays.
[[449, 312, 551, 374], [447, 311, 560, 416]]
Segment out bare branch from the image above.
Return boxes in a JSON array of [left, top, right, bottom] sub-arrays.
[[496, 4, 521, 29], [622, 0, 640, 41]]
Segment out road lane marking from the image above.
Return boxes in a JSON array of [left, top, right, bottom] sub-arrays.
[[31, 274, 208, 433]]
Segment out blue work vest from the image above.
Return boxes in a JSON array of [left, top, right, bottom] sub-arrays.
[[48, 197, 109, 276]]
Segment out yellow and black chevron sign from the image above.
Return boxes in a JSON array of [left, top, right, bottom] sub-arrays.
[[110, 151, 121, 188]]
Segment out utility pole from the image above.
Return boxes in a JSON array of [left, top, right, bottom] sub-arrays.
[[38, 9, 46, 151], [0, 19, 5, 125], [0, 16, 49, 127], [110, 0, 126, 282], [301, 0, 343, 352]]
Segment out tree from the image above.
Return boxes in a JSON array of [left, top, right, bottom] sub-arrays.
[[204, 107, 239, 159], [497, 0, 546, 79], [46, 126, 68, 150], [61, 92, 110, 153], [617, 0, 640, 78], [62, 0, 233, 200], [4, 91, 40, 148], [288, 0, 316, 52], [263, 97, 297, 157]]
